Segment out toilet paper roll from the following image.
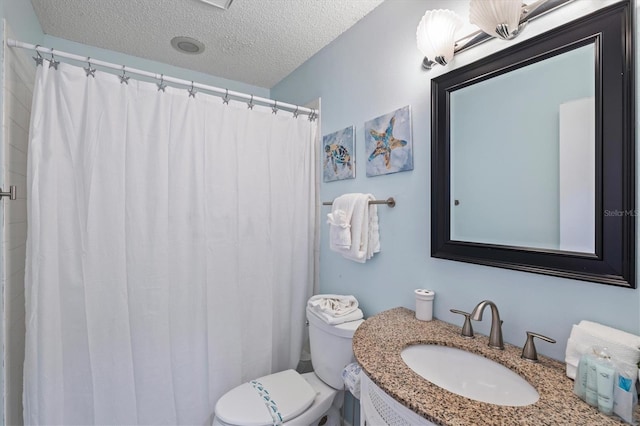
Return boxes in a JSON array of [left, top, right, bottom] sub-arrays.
[[341, 362, 362, 399]]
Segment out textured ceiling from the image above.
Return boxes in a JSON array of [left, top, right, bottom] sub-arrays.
[[29, 0, 385, 88]]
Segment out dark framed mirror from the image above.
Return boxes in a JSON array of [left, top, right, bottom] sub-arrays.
[[431, 1, 635, 288]]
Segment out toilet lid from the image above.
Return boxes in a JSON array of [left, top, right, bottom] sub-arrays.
[[215, 369, 316, 426]]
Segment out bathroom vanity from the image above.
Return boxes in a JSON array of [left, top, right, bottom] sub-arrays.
[[353, 308, 637, 425]]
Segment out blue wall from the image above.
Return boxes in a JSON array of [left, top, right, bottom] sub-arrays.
[[272, 0, 640, 361], [2, 0, 44, 44]]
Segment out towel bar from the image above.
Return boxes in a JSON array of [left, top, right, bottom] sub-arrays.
[[322, 197, 395, 208]]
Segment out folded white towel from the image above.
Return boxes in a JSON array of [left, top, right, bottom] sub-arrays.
[[327, 209, 351, 249], [333, 193, 380, 263], [565, 323, 640, 379], [308, 294, 359, 317], [578, 320, 640, 350], [308, 307, 364, 325]]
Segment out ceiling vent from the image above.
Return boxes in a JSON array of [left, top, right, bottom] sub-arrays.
[[199, 0, 234, 10], [170, 36, 205, 54]]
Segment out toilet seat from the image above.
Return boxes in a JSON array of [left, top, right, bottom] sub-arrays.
[[215, 369, 316, 426]]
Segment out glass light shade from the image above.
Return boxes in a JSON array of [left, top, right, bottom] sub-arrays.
[[416, 9, 463, 65], [469, 0, 523, 40]]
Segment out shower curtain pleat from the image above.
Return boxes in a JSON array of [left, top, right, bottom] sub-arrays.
[[24, 62, 317, 425]]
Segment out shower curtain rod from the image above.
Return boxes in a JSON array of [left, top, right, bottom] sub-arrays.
[[6, 39, 316, 117]]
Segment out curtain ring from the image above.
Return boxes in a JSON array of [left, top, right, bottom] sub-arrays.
[[272, 101, 278, 114], [293, 106, 299, 118], [308, 108, 317, 122], [222, 88, 230, 105], [84, 56, 96, 78], [48, 49, 59, 70], [157, 73, 167, 92], [119, 65, 130, 84], [247, 94, 254, 110], [188, 81, 197, 98], [33, 45, 44, 67]]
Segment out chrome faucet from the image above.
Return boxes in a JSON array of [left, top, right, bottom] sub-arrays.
[[470, 300, 504, 349]]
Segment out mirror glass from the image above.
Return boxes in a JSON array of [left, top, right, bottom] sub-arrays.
[[449, 44, 595, 253], [431, 1, 635, 288]]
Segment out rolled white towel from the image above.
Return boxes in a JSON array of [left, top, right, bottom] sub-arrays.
[[308, 308, 364, 325], [308, 294, 359, 317]]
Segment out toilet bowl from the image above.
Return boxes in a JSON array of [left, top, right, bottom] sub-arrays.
[[213, 303, 363, 426]]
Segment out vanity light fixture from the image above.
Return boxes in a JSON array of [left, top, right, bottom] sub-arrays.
[[417, 0, 571, 70], [416, 9, 463, 69], [469, 0, 526, 40]]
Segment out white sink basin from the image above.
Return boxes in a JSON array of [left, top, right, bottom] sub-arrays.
[[401, 344, 539, 406]]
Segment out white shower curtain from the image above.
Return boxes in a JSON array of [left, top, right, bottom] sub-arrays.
[[24, 62, 318, 425]]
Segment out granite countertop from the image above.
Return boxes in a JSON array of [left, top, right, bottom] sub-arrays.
[[353, 307, 636, 425]]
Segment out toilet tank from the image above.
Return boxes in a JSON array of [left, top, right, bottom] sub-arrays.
[[306, 306, 364, 389]]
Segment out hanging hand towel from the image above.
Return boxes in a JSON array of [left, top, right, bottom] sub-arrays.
[[366, 201, 380, 259], [328, 194, 359, 252], [327, 209, 351, 249], [330, 193, 380, 263]]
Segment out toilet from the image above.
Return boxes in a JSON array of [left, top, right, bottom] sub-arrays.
[[213, 303, 364, 426]]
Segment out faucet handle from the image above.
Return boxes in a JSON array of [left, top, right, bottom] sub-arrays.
[[450, 309, 474, 338], [521, 331, 556, 362]]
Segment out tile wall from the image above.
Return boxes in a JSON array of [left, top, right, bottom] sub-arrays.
[[3, 25, 33, 426]]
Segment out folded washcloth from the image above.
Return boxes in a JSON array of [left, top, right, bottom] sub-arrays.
[[565, 322, 640, 379], [308, 294, 359, 317], [327, 209, 351, 249], [308, 307, 364, 325], [335, 193, 380, 263]]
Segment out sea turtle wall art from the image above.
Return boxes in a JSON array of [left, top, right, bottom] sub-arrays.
[[322, 125, 355, 182], [365, 105, 413, 177]]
